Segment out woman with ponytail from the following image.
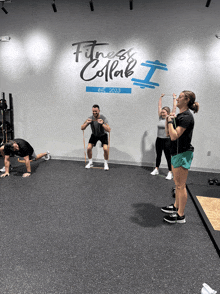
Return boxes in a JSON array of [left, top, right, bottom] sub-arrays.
[[161, 91, 199, 224], [151, 93, 177, 180]]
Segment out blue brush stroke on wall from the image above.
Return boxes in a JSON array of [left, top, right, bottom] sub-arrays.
[[86, 87, 132, 94], [131, 60, 168, 89]]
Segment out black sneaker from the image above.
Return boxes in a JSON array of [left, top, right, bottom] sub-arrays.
[[163, 213, 186, 224], [161, 204, 178, 213]]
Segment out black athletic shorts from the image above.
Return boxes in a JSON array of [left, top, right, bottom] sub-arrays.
[[89, 133, 108, 147]]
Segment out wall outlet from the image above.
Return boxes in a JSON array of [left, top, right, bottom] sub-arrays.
[[207, 151, 211, 156]]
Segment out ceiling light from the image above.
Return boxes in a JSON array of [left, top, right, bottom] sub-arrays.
[[52, 0, 57, 12], [206, 0, 212, 7], [89, 1, 94, 11], [1, 2, 8, 14]]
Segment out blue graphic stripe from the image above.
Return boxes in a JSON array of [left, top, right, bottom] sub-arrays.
[[86, 87, 132, 94]]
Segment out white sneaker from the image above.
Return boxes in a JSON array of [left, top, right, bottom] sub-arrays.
[[0, 166, 12, 172], [44, 151, 51, 161], [166, 171, 173, 180], [151, 168, 159, 175], [0, 166, 6, 172], [85, 162, 93, 169], [104, 163, 109, 171], [201, 283, 217, 294]]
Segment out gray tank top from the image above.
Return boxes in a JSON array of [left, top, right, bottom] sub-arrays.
[[157, 117, 167, 139]]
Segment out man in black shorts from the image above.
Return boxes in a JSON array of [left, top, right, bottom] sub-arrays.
[[0, 138, 50, 178], [81, 104, 111, 170]]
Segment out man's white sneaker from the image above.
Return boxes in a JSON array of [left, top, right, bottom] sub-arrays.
[[166, 171, 173, 180], [0, 166, 12, 172], [85, 162, 93, 169], [0, 166, 6, 172], [151, 168, 159, 175], [44, 151, 51, 161], [104, 163, 109, 171]]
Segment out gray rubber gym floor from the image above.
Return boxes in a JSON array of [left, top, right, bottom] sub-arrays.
[[0, 158, 219, 294]]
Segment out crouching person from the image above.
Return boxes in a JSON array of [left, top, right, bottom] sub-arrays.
[[0, 139, 50, 178]]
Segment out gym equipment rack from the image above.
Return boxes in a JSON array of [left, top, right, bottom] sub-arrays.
[[0, 92, 14, 145]]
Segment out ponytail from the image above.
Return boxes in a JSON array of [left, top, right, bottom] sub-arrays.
[[182, 90, 199, 114], [190, 101, 199, 113]]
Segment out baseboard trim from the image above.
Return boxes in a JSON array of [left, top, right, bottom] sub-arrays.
[[51, 156, 220, 174]]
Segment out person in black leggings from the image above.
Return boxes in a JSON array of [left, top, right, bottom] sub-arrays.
[[151, 93, 176, 180]]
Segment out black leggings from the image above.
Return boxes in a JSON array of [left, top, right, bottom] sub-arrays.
[[155, 137, 171, 171]]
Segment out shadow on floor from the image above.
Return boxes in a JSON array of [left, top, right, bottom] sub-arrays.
[[130, 203, 163, 227]]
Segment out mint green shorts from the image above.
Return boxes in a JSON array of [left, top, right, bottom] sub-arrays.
[[171, 151, 193, 169]]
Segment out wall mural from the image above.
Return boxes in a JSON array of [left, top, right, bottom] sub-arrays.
[[131, 60, 168, 89], [72, 40, 168, 93]]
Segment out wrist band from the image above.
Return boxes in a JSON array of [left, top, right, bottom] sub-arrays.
[[168, 121, 173, 124]]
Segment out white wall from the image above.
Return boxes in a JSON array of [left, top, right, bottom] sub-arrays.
[[0, 0, 220, 171]]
